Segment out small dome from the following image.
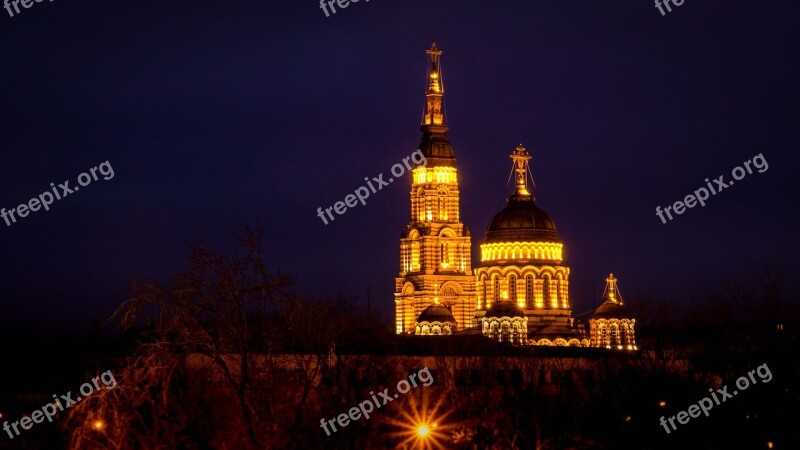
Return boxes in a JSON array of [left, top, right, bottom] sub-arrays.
[[417, 304, 456, 323], [418, 125, 456, 167], [485, 195, 560, 244], [485, 301, 525, 318], [593, 300, 632, 320]]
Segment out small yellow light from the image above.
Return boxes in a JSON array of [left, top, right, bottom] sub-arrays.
[[625, 416, 631, 422], [767, 442, 774, 449], [659, 401, 666, 408], [92, 420, 105, 431], [417, 424, 429, 437]]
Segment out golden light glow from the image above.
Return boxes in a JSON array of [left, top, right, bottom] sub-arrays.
[[767, 441, 774, 449], [413, 167, 458, 185], [92, 419, 106, 431], [659, 401, 666, 408], [385, 390, 455, 450], [480, 242, 563, 262]]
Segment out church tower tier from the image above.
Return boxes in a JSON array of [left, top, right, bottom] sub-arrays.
[[394, 43, 477, 335]]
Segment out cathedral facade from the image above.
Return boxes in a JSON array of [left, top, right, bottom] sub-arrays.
[[393, 44, 636, 349]]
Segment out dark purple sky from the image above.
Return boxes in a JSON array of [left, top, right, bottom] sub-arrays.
[[1, 0, 798, 330]]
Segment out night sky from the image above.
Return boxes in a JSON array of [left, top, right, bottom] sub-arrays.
[[1, 0, 798, 331]]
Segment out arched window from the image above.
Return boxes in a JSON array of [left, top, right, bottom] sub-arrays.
[[438, 189, 448, 220], [411, 240, 420, 272], [493, 275, 500, 302], [525, 275, 534, 307], [440, 242, 449, 267], [509, 275, 517, 305], [481, 276, 487, 308], [611, 323, 620, 345], [543, 275, 552, 308], [417, 192, 425, 222]]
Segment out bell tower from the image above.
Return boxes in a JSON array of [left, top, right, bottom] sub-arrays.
[[394, 43, 477, 334]]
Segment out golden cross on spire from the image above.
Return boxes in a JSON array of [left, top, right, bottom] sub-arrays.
[[606, 273, 619, 302], [510, 144, 532, 196]]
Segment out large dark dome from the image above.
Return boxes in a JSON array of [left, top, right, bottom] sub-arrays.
[[485, 195, 560, 243]]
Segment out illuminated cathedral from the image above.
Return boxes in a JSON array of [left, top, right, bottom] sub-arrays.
[[394, 44, 637, 349]]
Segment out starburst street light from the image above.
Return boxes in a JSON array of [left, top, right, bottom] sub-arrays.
[[386, 391, 454, 449]]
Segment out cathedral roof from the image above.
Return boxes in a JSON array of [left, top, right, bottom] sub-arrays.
[[484, 194, 561, 244], [417, 304, 457, 324], [485, 300, 525, 318]]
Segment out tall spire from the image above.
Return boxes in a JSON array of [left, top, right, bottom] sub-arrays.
[[509, 144, 534, 198], [417, 43, 456, 167], [423, 43, 444, 126]]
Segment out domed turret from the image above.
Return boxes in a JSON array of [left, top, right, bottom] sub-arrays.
[[480, 300, 528, 345], [589, 273, 637, 350], [475, 144, 582, 347], [414, 301, 457, 336]]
